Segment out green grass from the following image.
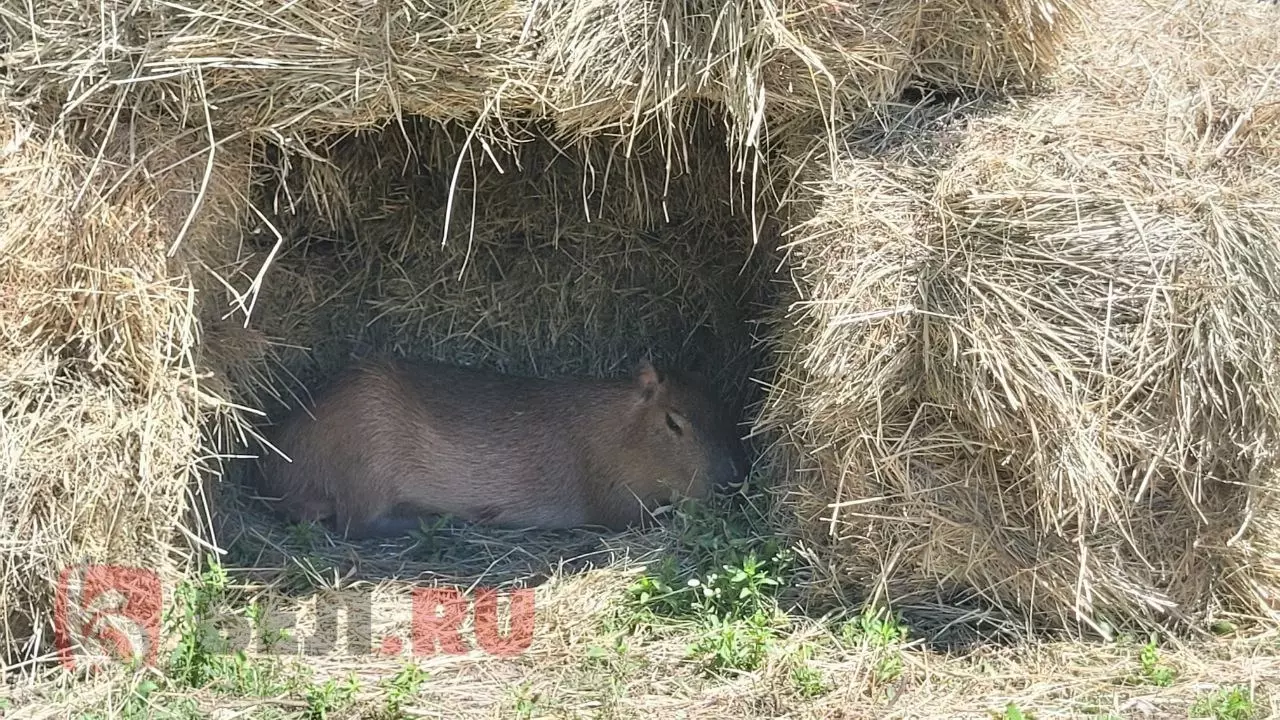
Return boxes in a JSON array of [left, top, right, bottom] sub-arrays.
[[15, 493, 1280, 720], [1137, 638, 1176, 687], [839, 603, 909, 685], [379, 662, 428, 717], [1191, 686, 1258, 720], [617, 496, 798, 675], [790, 644, 832, 698], [511, 681, 540, 719], [164, 557, 291, 697], [996, 701, 1034, 720], [303, 674, 360, 720]]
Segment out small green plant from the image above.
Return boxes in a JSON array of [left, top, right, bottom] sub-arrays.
[[408, 514, 455, 556], [997, 701, 1033, 720], [687, 610, 777, 674], [248, 600, 292, 651], [1191, 686, 1257, 720], [625, 547, 792, 625], [1137, 638, 1176, 686], [305, 674, 360, 720], [381, 662, 428, 716], [790, 644, 831, 698], [282, 554, 339, 593], [512, 682, 539, 719], [1210, 620, 1238, 636], [120, 678, 158, 719], [584, 636, 638, 669], [687, 548, 789, 620], [840, 603, 909, 684], [165, 556, 232, 687], [160, 555, 290, 698], [287, 521, 322, 550], [840, 604, 909, 647], [624, 556, 689, 619], [115, 678, 201, 720]]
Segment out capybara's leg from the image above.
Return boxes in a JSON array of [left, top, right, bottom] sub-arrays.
[[359, 515, 431, 538], [332, 496, 402, 540], [292, 495, 332, 524]]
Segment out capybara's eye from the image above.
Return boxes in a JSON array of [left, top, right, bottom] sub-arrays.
[[665, 412, 683, 435]]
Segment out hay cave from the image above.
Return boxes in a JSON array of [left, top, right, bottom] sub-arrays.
[[204, 106, 784, 589]]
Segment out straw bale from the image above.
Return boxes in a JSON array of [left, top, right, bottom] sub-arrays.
[[1, 0, 1087, 157], [759, 0, 1280, 636], [0, 112, 254, 664]]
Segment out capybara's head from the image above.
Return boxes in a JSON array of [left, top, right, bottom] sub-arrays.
[[618, 358, 748, 502]]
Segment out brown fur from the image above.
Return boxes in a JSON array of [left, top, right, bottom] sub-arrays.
[[253, 356, 747, 538]]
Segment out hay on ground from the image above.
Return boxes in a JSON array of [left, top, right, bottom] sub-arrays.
[[759, 0, 1280, 637]]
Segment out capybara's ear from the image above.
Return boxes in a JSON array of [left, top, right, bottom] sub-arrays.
[[635, 358, 663, 401]]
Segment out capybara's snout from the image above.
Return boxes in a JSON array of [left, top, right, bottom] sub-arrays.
[[715, 441, 749, 489]]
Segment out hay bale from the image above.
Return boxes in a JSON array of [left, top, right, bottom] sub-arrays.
[[0, 113, 253, 663], [1, 0, 1086, 154], [760, 0, 1280, 636]]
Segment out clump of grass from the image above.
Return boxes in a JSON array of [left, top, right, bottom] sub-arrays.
[[687, 610, 779, 674], [304, 674, 360, 720], [1129, 637, 1177, 687], [379, 663, 428, 717], [996, 701, 1034, 720], [511, 682, 540, 720], [617, 498, 797, 675], [789, 643, 832, 698], [164, 556, 289, 699], [839, 604, 910, 685], [1191, 686, 1258, 720]]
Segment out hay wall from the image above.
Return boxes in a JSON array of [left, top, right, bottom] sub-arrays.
[[760, 0, 1280, 637], [0, 113, 253, 663]]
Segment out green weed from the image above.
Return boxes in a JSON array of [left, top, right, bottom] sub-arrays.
[[381, 662, 428, 716], [1191, 686, 1257, 720], [839, 603, 909, 684], [164, 556, 286, 697], [304, 674, 360, 720], [687, 610, 777, 674], [1137, 638, 1176, 686], [512, 682, 539, 719], [996, 701, 1034, 720], [790, 644, 831, 698]]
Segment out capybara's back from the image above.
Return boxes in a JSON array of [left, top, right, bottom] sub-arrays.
[[255, 356, 746, 538]]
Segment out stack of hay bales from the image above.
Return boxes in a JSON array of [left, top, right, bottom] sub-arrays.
[[759, 0, 1280, 636], [0, 0, 1088, 666], [0, 116, 253, 662]]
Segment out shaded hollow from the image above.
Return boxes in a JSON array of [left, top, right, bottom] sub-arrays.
[[202, 107, 784, 588]]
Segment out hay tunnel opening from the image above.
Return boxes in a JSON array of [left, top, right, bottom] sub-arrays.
[[199, 104, 785, 586]]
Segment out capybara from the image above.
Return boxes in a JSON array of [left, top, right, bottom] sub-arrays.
[[254, 355, 747, 538]]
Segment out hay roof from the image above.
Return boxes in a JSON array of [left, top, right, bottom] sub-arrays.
[[2, 0, 1086, 159]]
